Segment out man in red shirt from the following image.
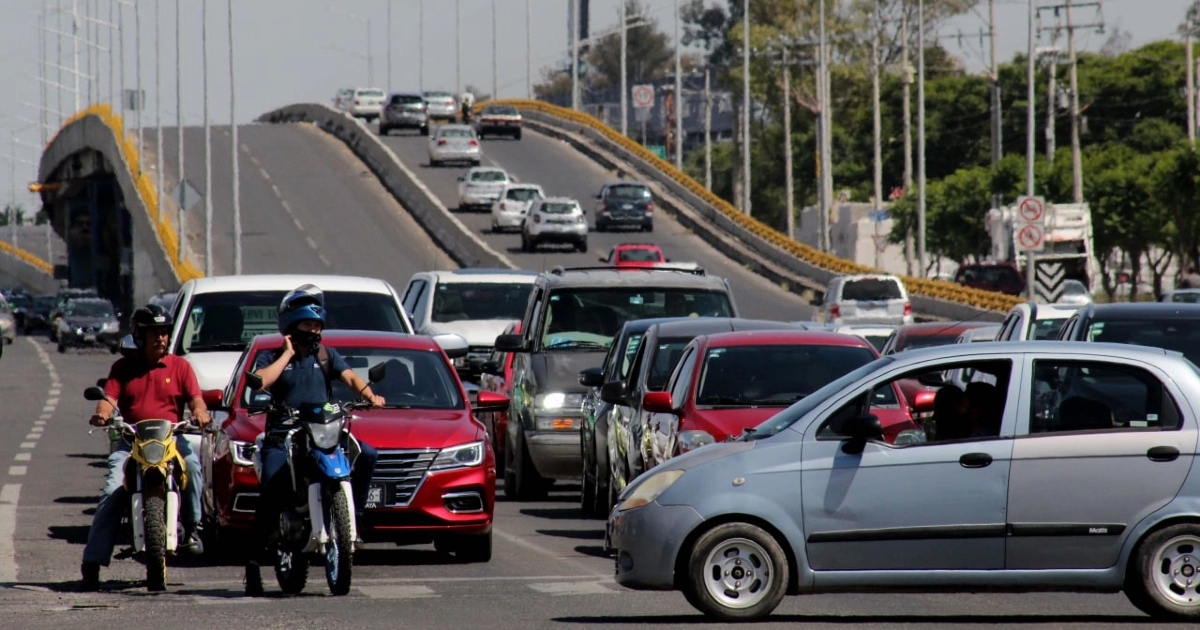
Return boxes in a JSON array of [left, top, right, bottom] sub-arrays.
[[81, 303, 211, 591]]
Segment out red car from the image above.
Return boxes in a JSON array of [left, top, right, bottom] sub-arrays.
[[641, 330, 920, 468], [955, 262, 1025, 296], [202, 330, 509, 560], [477, 320, 521, 470], [880, 322, 996, 419], [599, 243, 667, 268]]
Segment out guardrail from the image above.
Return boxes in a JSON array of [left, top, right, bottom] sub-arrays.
[[257, 103, 512, 270], [41, 103, 202, 286], [486, 99, 1020, 321], [0, 240, 58, 294]]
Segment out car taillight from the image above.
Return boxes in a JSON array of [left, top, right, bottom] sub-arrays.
[[469, 139, 479, 146], [499, 202, 506, 211], [438, 139, 447, 146], [354, 99, 360, 105], [904, 302, 912, 316], [646, 201, 654, 212], [533, 214, 542, 224], [576, 215, 585, 223], [830, 303, 841, 318]]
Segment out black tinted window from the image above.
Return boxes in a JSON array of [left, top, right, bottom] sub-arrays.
[[842, 278, 903, 301], [390, 94, 423, 105], [605, 185, 651, 201], [431, 283, 532, 323], [697, 344, 877, 406], [1086, 318, 1200, 364], [540, 288, 734, 350]]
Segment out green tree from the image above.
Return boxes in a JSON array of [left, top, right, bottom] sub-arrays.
[[587, 1, 676, 88]]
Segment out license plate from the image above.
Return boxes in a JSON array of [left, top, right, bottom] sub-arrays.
[[621, 204, 633, 210], [366, 485, 383, 508], [84, 334, 96, 342]]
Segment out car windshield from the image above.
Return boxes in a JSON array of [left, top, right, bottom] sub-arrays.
[[440, 128, 474, 138], [1086, 318, 1200, 364], [749, 356, 894, 438], [359, 90, 385, 98], [857, 333, 890, 352], [506, 188, 542, 202], [424, 92, 453, 101], [540, 202, 578, 215], [431, 282, 532, 323], [697, 344, 878, 407], [471, 170, 507, 182], [484, 106, 518, 116], [390, 94, 423, 105], [1170, 292, 1200, 304], [842, 278, 903, 301], [67, 301, 114, 318], [618, 249, 662, 263], [606, 185, 651, 201], [177, 290, 407, 355], [540, 288, 734, 351], [1031, 318, 1067, 340]]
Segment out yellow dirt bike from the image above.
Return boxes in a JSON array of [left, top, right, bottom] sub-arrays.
[[85, 385, 196, 591]]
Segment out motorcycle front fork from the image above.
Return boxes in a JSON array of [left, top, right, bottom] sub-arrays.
[[130, 475, 179, 553], [302, 480, 357, 553]]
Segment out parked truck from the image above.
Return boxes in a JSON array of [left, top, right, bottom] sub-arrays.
[[985, 202, 1100, 299]]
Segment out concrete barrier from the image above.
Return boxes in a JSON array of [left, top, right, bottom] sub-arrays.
[[256, 104, 513, 270]]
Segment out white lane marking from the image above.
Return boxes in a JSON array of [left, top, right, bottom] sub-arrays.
[[23, 434, 38, 441], [19, 443, 35, 450], [357, 585, 439, 599], [306, 236, 319, 251], [33, 420, 45, 426], [36, 416, 48, 422], [319, 254, 332, 267], [13, 454, 30, 462], [280, 199, 294, 213], [40, 406, 54, 414], [7, 467, 26, 476], [48, 388, 60, 397], [258, 166, 271, 180], [292, 216, 304, 231], [493, 527, 608, 578], [270, 183, 282, 198], [527, 581, 615, 596], [0, 484, 19, 582], [45, 398, 58, 407]]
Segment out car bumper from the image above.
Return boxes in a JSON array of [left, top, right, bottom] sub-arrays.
[[428, 107, 457, 120], [460, 192, 502, 207], [431, 148, 481, 163], [348, 106, 382, 117], [834, 314, 914, 326], [598, 212, 652, 226], [382, 115, 427, 128], [525, 430, 580, 479], [478, 123, 521, 134], [214, 462, 260, 529], [362, 463, 495, 544], [61, 330, 120, 346], [528, 227, 588, 241], [608, 502, 704, 590], [493, 211, 527, 228]]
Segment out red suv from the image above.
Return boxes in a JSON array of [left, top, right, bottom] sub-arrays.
[[202, 331, 508, 561], [599, 243, 667, 269], [955, 263, 1025, 296]]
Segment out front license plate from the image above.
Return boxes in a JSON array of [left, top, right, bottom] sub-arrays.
[[366, 485, 383, 508], [84, 334, 96, 342]]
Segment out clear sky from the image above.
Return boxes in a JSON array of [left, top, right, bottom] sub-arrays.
[[1, 0, 1193, 215]]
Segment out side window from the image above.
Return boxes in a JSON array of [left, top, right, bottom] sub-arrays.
[[1028, 360, 1182, 435], [1057, 315, 1078, 340], [525, 288, 545, 343], [619, 333, 645, 380], [817, 359, 1014, 445], [996, 313, 1016, 341], [667, 346, 699, 407], [625, 339, 650, 392], [402, 280, 427, 317]]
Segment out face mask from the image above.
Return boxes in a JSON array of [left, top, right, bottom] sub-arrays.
[[292, 329, 322, 349]]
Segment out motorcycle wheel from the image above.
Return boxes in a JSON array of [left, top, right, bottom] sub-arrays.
[[274, 550, 309, 595], [324, 485, 354, 596], [143, 494, 168, 592]]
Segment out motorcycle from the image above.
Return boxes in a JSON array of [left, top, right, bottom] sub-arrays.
[[83, 385, 197, 592], [243, 363, 385, 596]]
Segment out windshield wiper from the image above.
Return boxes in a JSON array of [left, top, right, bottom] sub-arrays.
[[544, 340, 609, 350], [697, 396, 747, 406], [756, 395, 807, 405], [188, 342, 248, 352]]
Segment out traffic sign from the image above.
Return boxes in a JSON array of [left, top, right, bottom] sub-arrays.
[[1017, 195, 1045, 224], [1035, 261, 1066, 302], [631, 84, 654, 109], [170, 179, 202, 212], [1017, 223, 1045, 252]]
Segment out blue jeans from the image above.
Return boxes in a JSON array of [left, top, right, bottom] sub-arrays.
[[82, 436, 202, 566]]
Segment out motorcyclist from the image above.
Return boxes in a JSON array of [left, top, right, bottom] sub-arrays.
[[243, 284, 383, 596], [460, 91, 475, 122], [81, 303, 211, 591]]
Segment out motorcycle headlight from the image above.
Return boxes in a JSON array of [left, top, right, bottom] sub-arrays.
[[430, 441, 484, 471], [616, 469, 685, 512], [534, 392, 585, 412], [74, 326, 85, 334], [230, 439, 256, 467], [141, 442, 167, 466], [306, 419, 344, 450], [677, 430, 715, 454]]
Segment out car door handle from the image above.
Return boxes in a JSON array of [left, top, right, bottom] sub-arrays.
[[1147, 446, 1180, 462], [959, 452, 993, 468]]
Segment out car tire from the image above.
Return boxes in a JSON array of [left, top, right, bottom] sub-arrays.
[[1128, 523, 1200, 619], [577, 239, 588, 253], [472, 160, 481, 167], [57, 341, 66, 354], [514, 130, 522, 141], [507, 431, 548, 501], [580, 440, 597, 517], [420, 126, 429, 136], [378, 126, 389, 136], [453, 532, 492, 563], [644, 221, 654, 233], [682, 522, 789, 621], [430, 159, 440, 168]]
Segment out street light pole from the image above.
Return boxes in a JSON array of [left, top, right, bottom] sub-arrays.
[[526, 0, 532, 99], [818, 0, 833, 252], [571, 0, 580, 111], [620, 0, 627, 135], [917, 0, 927, 276], [456, 0, 462, 96], [155, 0, 163, 232], [175, 0, 185, 265], [741, 0, 750, 215], [493, 0, 499, 99], [1026, 0, 1035, 197], [229, 0, 240, 275], [418, 0, 424, 93], [202, 0, 213, 276], [135, 0, 142, 161], [673, 0, 682, 170], [386, 0, 392, 91]]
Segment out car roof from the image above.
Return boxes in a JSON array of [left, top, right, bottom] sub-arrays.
[[248, 330, 439, 351], [184, 274, 395, 295], [651, 317, 799, 338], [502, 182, 542, 189], [837, 273, 905, 283], [958, 325, 1002, 341], [835, 324, 896, 334], [541, 267, 728, 290], [65, 297, 112, 306], [887, 339, 1178, 366], [895, 321, 994, 337], [615, 243, 662, 250], [702, 329, 876, 349], [616, 316, 697, 336], [421, 268, 539, 284], [467, 166, 505, 173], [437, 124, 473, 132], [537, 197, 580, 204], [603, 180, 649, 187], [1091, 302, 1200, 317], [1022, 302, 1081, 319]]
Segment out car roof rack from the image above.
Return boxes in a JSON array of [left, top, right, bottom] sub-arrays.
[[549, 265, 706, 276]]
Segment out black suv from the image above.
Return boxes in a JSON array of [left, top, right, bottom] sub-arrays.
[[1057, 302, 1200, 365], [594, 180, 655, 233], [493, 266, 738, 500]]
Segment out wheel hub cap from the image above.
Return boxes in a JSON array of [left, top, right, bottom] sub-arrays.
[[702, 537, 773, 610], [1152, 535, 1200, 607]]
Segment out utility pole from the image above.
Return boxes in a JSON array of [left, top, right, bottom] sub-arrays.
[[387, 0, 392, 91], [989, 0, 1001, 176], [1189, 14, 1196, 143], [418, 0, 424, 93], [674, 0, 683, 170], [872, 0, 883, 269], [1042, 48, 1060, 161], [818, 0, 832, 252], [202, 0, 212, 276], [620, 0, 627, 135], [155, 0, 163, 240], [73, 0, 80, 113], [1026, 0, 1036, 298], [917, 0, 927, 276], [571, 0, 580, 110], [39, 10, 48, 145], [492, 0, 499, 99], [175, 0, 185, 265], [783, 47, 794, 240], [229, 0, 240, 275], [1039, 1, 1104, 204], [526, 0, 532, 99], [107, 0, 114, 109], [704, 66, 712, 190], [741, 0, 750, 215], [901, 5, 914, 275], [456, 0, 462, 96], [135, 0, 142, 161]]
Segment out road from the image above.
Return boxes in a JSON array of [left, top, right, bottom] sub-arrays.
[[376, 125, 815, 322], [0, 332, 1165, 628]]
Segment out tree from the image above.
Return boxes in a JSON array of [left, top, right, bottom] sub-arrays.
[[587, 0, 676, 88]]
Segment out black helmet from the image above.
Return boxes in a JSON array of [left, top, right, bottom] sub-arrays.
[[278, 284, 325, 334], [130, 303, 174, 347]]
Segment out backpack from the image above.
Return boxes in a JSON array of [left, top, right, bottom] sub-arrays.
[[316, 345, 333, 397]]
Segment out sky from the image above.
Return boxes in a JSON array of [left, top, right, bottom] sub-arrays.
[[0, 0, 1193, 215]]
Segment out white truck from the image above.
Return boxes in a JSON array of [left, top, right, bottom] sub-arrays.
[[985, 202, 1101, 300]]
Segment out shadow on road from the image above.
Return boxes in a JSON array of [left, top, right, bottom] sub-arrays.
[[552, 613, 1165, 625], [573, 545, 612, 560], [353, 547, 459, 567], [536, 529, 604, 541], [54, 495, 101, 504], [520, 507, 586, 521], [47, 525, 89, 545], [64, 453, 106, 460]]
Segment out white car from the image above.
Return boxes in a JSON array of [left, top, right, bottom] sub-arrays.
[[520, 197, 588, 253], [401, 268, 539, 379], [993, 301, 1081, 341], [428, 124, 481, 167], [422, 90, 458, 121], [1055, 279, 1094, 306], [490, 183, 545, 232], [817, 274, 914, 326], [333, 87, 386, 120], [457, 167, 512, 212], [1162, 288, 1200, 304], [833, 324, 896, 353]]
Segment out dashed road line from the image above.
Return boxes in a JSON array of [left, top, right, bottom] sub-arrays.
[[7, 467, 26, 477], [0, 484, 20, 582], [258, 166, 271, 180], [18, 443, 34, 450], [13, 454, 30, 462]]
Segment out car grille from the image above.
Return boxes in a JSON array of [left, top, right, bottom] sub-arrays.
[[81, 325, 100, 334], [371, 449, 437, 507]]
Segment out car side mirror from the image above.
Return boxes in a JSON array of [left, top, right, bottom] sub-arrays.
[[917, 372, 946, 387], [432, 333, 469, 359], [594, 193, 602, 199], [479, 360, 501, 376], [202, 389, 224, 408], [474, 390, 510, 412], [840, 414, 883, 454], [248, 391, 273, 410], [244, 371, 264, 391], [599, 381, 628, 405], [598, 256, 607, 263], [95, 378, 107, 388], [494, 333, 529, 353], [84, 386, 107, 401], [368, 362, 387, 384], [641, 391, 676, 414], [578, 366, 605, 388], [912, 390, 936, 414]]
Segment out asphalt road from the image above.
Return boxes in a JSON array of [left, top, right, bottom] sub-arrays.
[[376, 124, 815, 322]]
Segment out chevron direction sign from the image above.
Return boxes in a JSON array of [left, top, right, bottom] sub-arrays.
[[1035, 261, 1066, 303]]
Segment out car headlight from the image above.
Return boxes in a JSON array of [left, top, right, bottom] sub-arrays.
[[430, 441, 485, 471], [102, 321, 118, 332], [230, 439, 256, 467], [677, 430, 715, 454], [616, 469, 685, 511], [306, 419, 344, 450], [74, 326, 85, 334], [535, 392, 585, 412]]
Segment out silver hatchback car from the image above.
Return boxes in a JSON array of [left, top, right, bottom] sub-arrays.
[[608, 341, 1200, 621], [428, 124, 481, 167]]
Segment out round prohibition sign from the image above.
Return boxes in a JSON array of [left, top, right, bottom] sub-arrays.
[[631, 85, 654, 108], [1018, 197, 1044, 223], [1018, 224, 1044, 249]]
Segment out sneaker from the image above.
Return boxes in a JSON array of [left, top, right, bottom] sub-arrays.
[[244, 562, 263, 597], [80, 562, 100, 592]]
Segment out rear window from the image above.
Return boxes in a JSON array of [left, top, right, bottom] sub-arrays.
[[1170, 292, 1200, 304], [540, 202, 578, 215], [841, 278, 904, 301], [484, 106, 518, 116], [359, 89, 385, 98], [696, 344, 877, 406], [1086, 318, 1200, 364], [605, 185, 651, 201], [506, 188, 542, 202], [440, 128, 475, 138], [618, 249, 663, 263], [424, 92, 453, 100], [1030, 318, 1067, 340], [390, 94, 423, 105], [898, 332, 962, 352], [471, 170, 508, 182]]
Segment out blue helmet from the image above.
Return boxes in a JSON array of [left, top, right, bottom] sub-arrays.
[[278, 284, 325, 334]]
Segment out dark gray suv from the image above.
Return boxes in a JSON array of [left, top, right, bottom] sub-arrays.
[[594, 181, 655, 233], [493, 266, 738, 500], [379, 92, 429, 136]]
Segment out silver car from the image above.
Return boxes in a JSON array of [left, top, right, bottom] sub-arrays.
[[0, 302, 15, 345], [428, 124, 481, 167], [520, 197, 588, 253], [422, 90, 458, 121], [456, 166, 512, 212], [818, 274, 914, 326], [608, 341, 1200, 622]]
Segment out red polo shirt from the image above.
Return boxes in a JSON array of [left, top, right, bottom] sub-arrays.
[[103, 353, 201, 422]]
